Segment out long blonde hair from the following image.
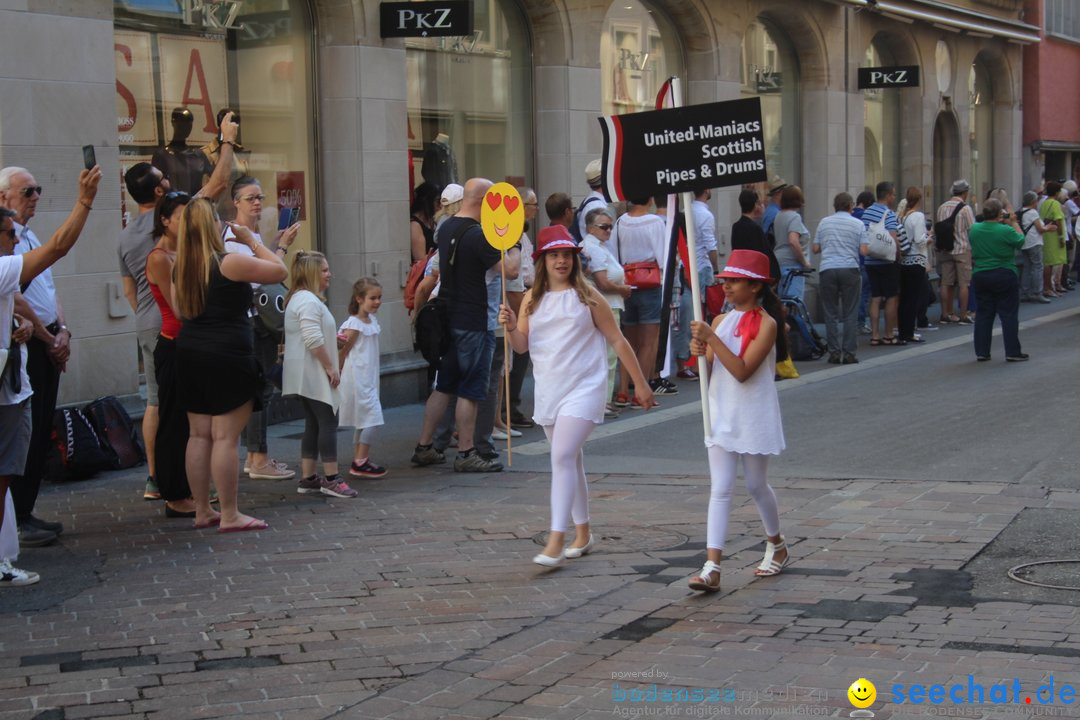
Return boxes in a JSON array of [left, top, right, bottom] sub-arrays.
[[285, 250, 328, 306], [525, 250, 596, 316], [173, 198, 225, 319]]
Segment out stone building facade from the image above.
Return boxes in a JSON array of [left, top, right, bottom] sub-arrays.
[[0, 0, 1036, 406]]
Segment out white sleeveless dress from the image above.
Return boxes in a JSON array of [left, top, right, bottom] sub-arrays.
[[705, 310, 785, 455], [338, 315, 384, 429], [529, 289, 608, 427]]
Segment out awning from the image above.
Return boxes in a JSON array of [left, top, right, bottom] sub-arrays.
[[834, 0, 1041, 44]]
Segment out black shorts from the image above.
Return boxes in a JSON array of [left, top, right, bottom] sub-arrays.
[[866, 263, 900, 299]]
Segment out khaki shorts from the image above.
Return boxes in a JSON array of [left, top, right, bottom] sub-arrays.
[[937, 250, 972, 289]]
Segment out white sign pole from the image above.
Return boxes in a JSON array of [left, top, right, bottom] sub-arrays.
[[668, 78, 711, 437]]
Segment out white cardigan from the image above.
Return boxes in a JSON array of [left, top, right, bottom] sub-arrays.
[[283, 289, 340, 411]]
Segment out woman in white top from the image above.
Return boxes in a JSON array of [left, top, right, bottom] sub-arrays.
[[687, 250, 789, 593], [500, 226, 656, 568], [897, 186, 930, 343], [582, 208, 632, 415], [1017, 191, 1055, 303], [610, 197, 667, 408], [283, 251, 354, 499]]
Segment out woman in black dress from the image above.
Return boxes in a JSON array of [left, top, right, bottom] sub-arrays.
[[173, 199, 287, 532]]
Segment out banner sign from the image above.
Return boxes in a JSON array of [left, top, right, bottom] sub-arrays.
[[598, 97, 767, 202], [858, 65, 920, 90], [380, 1, 472, 38]]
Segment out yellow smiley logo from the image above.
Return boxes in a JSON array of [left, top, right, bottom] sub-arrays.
[[847, 678, 876, 709], [481, 182, 525, 251]]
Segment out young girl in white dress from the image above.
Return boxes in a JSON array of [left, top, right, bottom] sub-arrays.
[[338, 278, 387, 479], [499, 226, 657, 568], [687, 249, 790, 592]]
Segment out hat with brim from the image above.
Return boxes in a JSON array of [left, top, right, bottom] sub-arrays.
[[533, 225, 582, 261], [767, 176, 788, 195], [440, 183, 464, 205], [716, 249, 775, 284], [585, 159, 603, 186]]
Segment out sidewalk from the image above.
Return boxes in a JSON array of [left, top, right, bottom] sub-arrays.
[[1, 292, 1079, 720]]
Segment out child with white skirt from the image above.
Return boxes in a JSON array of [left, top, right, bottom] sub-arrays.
[[338, 278, 387, 478]]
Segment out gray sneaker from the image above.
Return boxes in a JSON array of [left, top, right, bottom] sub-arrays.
[[411, 444, 446, 466], [296, 475, 321, 495], [18, 525, 57, 547], [453, 450, 503, 473]]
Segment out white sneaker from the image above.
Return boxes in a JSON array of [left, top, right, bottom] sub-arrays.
[[0, 560, 40, 587], [248, 459, 296, 480], [491, 428, 521, 440]]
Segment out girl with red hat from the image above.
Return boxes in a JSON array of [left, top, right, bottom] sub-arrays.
[[686, 249, 790, 592], [499, 226, 657, 568]]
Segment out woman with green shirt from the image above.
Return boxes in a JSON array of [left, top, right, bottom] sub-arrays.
[[969, 198, 1026, 362], [1039, 181, 1068, 297]]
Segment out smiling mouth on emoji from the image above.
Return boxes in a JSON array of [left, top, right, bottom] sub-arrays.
[[852, 691, 870, 700], [494, 223, 509, 236]]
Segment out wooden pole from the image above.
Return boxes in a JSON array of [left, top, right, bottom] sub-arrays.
[[501, 252, 512, 466]]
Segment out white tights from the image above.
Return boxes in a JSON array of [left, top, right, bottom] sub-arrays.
[[542, 416, 596, 533], [706, 446, 780, 552]]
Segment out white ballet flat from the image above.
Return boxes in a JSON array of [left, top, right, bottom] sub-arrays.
[[533, 552, 564, 568], [564, 534, 594, 559]]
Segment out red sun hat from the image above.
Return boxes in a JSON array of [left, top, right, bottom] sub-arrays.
[[717, 249, 775, 284], [533, 225, 582, 261]]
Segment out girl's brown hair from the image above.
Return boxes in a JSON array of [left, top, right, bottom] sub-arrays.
[[285, 250, 328, 306], [780, 185, 804, 210], [525, 249, 596, 316], [348, 277, 382, 315], [901, 186, 922, 218], [173, 198, 224, 319]]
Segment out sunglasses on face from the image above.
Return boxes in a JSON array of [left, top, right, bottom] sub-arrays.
[[20, 186, 42, 198], [592, 223, 613, 231]]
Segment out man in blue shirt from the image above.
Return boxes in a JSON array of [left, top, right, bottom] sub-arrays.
[[760, 176, 787, 236], [852, 191, 875, 333], [860, 182, 902, 345]]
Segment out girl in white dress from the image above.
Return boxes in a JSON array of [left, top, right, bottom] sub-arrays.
[[338, 278, 386, 479], [499, 226, 657, 568], [687, 249, 790, 592]]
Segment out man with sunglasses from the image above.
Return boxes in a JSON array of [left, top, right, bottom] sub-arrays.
[[0, 167, 100, 584]]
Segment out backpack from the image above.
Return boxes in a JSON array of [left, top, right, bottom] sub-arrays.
[[866, 213, 896, 261], [404, 249, 436, 312], [46, 407, 116, 481], [570, 195, 604, 244], [83, 396, 145, 470], [253, 283, 287, 335], [933, 201, 965, 253], [413, 295, 450, 366]]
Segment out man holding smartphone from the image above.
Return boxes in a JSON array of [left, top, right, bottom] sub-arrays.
[[223, 176, 299, 480]]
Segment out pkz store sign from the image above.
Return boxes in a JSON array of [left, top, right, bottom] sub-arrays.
[[380, 1, 472, 38], [858, 65, 920, 90], [180, 0, 245, 31]]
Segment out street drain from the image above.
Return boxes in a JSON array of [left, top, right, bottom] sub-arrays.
[[602, 615, 677, 641], [532, 526, 688, 553], [1007, 560, 1080, 591]]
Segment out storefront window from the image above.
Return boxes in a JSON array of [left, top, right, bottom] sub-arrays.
[[969, 59, 994, 206], [405, 0, 532, 190], [742, 19, 799, 186], [600, 1, 682, 117], [114, 0, 317, 247], [863, 42, 901, 192]]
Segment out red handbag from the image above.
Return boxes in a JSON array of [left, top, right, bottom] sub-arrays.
[[622, 260, 662, 290]]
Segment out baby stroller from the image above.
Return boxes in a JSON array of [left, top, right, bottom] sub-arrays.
[[778, 268, 826, 361]]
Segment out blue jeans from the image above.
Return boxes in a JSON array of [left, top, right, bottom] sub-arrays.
[[972, 269, 1021, 358], [858, 265, 871, 325], [435, 328, 495, 401], [819, 268, 861, 356]]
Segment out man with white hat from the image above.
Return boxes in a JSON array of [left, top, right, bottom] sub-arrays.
[[575, 159, 608, 243], [761, 176, 788, 237]]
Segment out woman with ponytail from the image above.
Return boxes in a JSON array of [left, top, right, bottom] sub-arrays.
[[686, 250, 789, 593]]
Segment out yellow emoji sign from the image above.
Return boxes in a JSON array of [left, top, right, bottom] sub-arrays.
[[848, 678, 876, 709], [481, 182, 525, 251]]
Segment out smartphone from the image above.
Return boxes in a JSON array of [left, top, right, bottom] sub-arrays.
[[277, 207, 298, 231], [82, 145, 96, 171]]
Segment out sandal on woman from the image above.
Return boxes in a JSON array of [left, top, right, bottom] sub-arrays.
[[688, 560, 722, 592], [754, 538, 790, 577], [869, 338, 884, 346], [939, 314, 960, 324]]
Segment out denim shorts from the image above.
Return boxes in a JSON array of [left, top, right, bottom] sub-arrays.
[[622, 286, 662, 325], [435, 328, 495, 401]]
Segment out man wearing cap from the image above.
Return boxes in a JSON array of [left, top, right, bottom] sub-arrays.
[[935, 180, 976, 324], [576, 160, 608, 243], [761, 176, 787, 237], [411, 178, 507, 473]]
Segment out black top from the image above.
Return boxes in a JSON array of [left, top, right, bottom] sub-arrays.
[[411, 215, 436, 255], [730, 216, 781, 283], [177, 255, 254, 355], [437, 217, 501, 332]]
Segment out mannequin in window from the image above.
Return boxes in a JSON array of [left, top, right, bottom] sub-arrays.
[[151, 107, 212, 196], [421, 133, 459, 189], [200, 108, 250, 219]]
